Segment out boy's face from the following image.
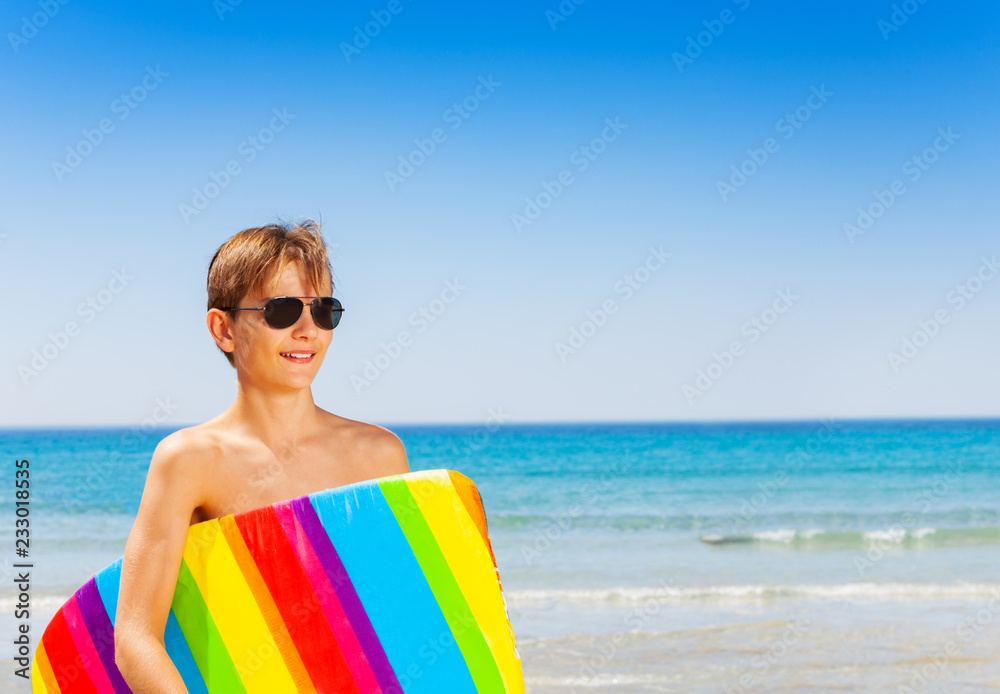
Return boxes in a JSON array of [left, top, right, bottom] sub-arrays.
[[226, 260, 334, 391]]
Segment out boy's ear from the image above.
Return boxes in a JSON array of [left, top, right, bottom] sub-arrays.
[[206, 308, 236, 355]]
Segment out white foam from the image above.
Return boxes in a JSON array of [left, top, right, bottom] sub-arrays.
[[527, 673, 681, 687], [864, 527, 907, 545], [0, 595, 68, 611], [754, 529, 796, 543], [505, 582, 1000, 606]]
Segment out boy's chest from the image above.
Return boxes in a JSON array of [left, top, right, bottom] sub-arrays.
[[192, 445, 366, 523]]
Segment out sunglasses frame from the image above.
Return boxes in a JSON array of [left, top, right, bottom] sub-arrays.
[[221, 296, 344, 330]]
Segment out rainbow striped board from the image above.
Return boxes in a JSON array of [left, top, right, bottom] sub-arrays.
[[31, 469, 524, 693]]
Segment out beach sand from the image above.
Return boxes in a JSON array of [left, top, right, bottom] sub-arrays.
[[510, 595, 1000, 693]]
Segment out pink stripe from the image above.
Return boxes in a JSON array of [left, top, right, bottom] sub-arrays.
[[62, 595, 116, 694], [273, 500, 382, 693]]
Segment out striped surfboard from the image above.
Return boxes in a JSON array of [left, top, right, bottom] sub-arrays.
[[31, 469, 524, 693]]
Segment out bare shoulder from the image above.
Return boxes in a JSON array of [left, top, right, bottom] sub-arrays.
[[144, 424, 223, 499], [151, 423, 222, 471], [320, 411, 410, 477]]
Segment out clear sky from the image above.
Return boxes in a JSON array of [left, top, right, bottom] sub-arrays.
[[2, 0, 998, 426]]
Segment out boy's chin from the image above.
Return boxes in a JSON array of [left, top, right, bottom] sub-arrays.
[[269, 374, 318, 391], [238, 363, 321, 389]]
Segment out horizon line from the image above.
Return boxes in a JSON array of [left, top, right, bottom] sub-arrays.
[[3, 415, 1000, 432]]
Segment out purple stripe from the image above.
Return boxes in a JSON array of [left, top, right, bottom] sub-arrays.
[[292, 495, 401, 693], [77, 576, 132, 694]]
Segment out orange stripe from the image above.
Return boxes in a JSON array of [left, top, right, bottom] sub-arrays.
[[218, 515, 317, 693], [448, 470, 498, 568], [233, 507, 360, 694], [34, 640, 61, 693]]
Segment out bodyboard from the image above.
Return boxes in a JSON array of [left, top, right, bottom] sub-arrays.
[[31, 468, 524, 693]]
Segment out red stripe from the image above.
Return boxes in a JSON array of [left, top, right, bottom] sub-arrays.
[[273, 501, 382, 692], [61, 595, 115, 693], [233, 505, 361, 694], [42, 608, 101, 694]]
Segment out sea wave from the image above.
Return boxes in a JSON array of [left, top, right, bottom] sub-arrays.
[[525, 673, 681, 688], [698, 526, 1000, 548], [0, 594, 68, 611], [10, 582, 1000, 615], [504, 582, 1000, 606], [489, 509, 1000, 532]]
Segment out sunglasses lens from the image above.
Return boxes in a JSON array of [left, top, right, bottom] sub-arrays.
[[311, 297, 343, 330], [263, 297, 303, 329]]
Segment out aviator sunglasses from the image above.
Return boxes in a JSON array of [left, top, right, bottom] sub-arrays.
[[222, 296, 344, 330]]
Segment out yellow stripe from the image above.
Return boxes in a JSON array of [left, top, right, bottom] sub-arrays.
[[32, 640, 57, 693], [182, 519, 298, 693], [405, 472, 524, 694]]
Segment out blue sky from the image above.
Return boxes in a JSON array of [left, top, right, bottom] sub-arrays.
[[2, 0, 998, 426]]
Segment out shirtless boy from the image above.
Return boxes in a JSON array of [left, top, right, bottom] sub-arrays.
[[113, 219, 410, 692]]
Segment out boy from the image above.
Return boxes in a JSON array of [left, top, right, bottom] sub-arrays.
[[113, 219, 409, 692]]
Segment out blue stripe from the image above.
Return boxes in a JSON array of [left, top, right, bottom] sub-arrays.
[[309, 480, 477, 694], [94, 558, 123, 626], [96, 557, 209, 694]]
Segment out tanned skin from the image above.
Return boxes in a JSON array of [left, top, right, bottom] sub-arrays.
[[113, 260, 409, 693]]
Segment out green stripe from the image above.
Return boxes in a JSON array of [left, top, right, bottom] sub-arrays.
[[378, 476, 505, 693], [172, 558, 247, 694]]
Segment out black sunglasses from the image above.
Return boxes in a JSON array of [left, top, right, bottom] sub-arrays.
[[222, 296, 344, 330]]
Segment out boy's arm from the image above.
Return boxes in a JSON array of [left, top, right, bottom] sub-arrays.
[[114, 433, 206, 694]]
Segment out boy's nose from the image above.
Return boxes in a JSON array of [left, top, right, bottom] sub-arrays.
[[291, 309, 320, 334]]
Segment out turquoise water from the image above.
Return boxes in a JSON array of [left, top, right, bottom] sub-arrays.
[[3, 419, 1000, 692]]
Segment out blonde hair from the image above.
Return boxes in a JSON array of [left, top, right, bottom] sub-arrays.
[[207, 218, 334, 366]]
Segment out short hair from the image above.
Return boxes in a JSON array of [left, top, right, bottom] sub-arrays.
[[207, 218, 334, 366]]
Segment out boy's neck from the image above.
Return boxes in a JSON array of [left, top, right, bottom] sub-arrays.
[[229, 378, 321, 449]]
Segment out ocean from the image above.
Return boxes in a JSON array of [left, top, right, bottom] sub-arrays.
[[3, 419, 999, 693]]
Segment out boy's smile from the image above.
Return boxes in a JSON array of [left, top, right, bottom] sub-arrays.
[[280, 350, 316, 363]]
